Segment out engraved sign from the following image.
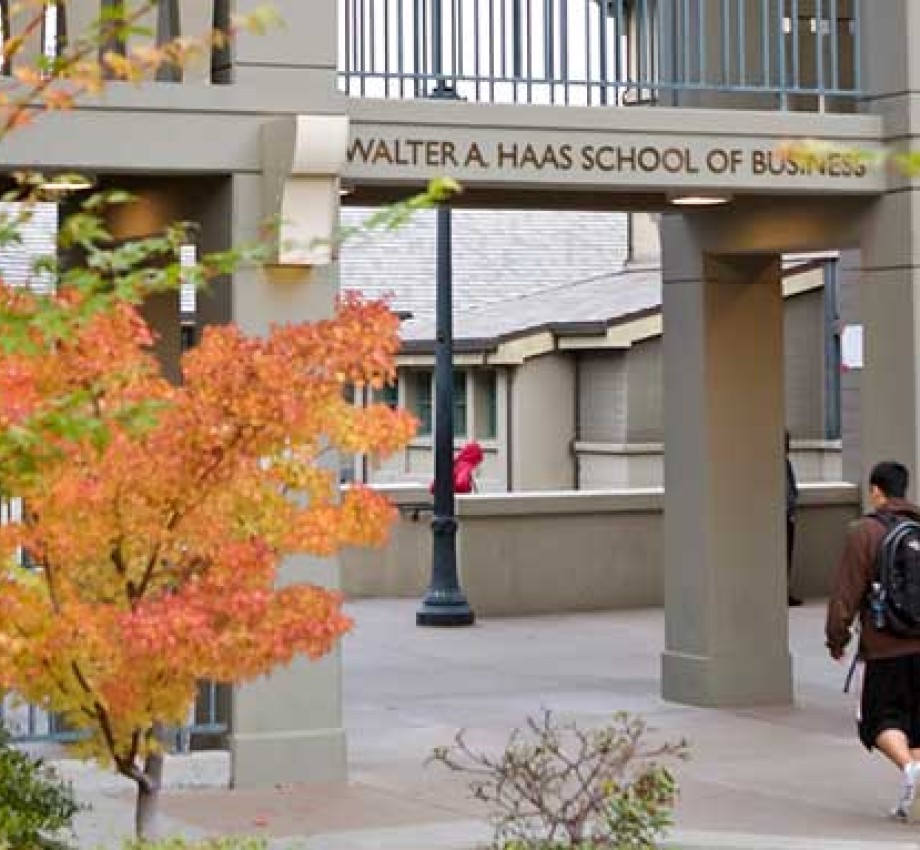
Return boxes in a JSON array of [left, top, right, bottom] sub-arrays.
[[343, 127, 882, 193], [347, 137, 870, 179]]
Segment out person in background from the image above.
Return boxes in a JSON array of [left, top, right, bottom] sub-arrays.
[[786, 431, 802, 607]]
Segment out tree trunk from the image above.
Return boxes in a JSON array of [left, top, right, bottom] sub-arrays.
[[135, 749, 165, 839]]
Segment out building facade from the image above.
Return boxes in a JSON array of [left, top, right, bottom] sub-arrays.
[[342, 208, 843, 490], [3, 0, 918, 784]]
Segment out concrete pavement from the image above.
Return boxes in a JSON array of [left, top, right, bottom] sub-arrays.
[[65, 599, 920, 848]]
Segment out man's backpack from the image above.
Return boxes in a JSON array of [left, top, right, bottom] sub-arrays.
[[870, 512, 920, 637]]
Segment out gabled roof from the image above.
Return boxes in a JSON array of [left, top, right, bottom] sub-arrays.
[[342, 207, 832, 357], [400, 265, 661, 352], [340, 207, 628, 324]]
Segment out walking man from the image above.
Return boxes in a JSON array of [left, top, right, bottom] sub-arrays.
[[826, 461, 920, 820]]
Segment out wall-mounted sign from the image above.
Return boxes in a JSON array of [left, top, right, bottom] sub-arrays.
[[348, 137, 869, 180], [841, 324, 864, 371], [343, 121, 885, 194]]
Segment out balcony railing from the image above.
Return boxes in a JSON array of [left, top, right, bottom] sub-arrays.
[[340, 0, 861, 111], [0, 0, 231, 84]]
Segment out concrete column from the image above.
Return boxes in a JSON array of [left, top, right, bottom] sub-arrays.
[[858, 217, 920, 489], [192, 177, 234, 330], [510, 354, 576, 491], [660, 214, 791, 707], [231, 0, 338, 92], [627, 213, 660, 266], [228, 172, 346, 787], [858, 3, 920, 492]]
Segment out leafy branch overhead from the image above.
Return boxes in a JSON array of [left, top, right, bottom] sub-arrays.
[[778, 138, 920, 179]]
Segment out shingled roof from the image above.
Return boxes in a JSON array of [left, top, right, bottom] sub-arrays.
[[340, 207, 629, 326], [400, 265, 661, 352]]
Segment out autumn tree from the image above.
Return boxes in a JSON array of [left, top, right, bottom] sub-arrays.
[[0, 0, 423, 840], [0, 282, 416, 836]]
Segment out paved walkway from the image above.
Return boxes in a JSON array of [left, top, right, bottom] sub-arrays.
[[65, 600, 920, 848]]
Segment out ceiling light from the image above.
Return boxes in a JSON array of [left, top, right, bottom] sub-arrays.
[[39, 175, 94, 194], [669, 193, 732, 207]]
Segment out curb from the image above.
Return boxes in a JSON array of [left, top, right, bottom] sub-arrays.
[[669, 829, 920, 850], [262, 822, 920, 850]]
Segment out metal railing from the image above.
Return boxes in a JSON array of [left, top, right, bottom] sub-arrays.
[[2, 682, 228, 752], [340, 0, 861, 110], [0, 0, 230, 84]]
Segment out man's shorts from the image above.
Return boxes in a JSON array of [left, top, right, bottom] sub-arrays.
[[859, 653, 920, 750]]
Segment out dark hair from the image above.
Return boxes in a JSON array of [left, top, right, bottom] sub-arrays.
[[870, 461, 910, 499]]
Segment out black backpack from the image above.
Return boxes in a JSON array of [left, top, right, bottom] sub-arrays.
[[869, 512, 920, 637]]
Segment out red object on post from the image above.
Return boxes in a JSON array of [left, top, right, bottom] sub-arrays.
[[430, 441, 485, 495]]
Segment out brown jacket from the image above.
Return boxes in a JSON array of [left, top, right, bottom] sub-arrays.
[[825, 498, 920, 659]]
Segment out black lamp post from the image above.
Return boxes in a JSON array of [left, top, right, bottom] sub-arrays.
[[416, 0, 473, 627], [416, 203, 475, 627]]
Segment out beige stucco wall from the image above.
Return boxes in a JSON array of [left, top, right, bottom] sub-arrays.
[[576, 442, 843, 490], [342, 483, 859, 614], [576, 443, 664, 489], [340, 485, 432, 597], [510, 353, 576, 490], [626, 337, 664, 442], [785, 287, 828, 438]]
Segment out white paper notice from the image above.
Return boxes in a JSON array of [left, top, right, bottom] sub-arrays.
[[841, 325, 864, 370]]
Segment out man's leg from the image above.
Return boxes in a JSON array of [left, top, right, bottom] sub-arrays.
[[877, 729, 920, 820], [877, 729, 914, 770]]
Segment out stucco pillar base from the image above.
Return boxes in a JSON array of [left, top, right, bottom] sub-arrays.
[[662, 650, 792, 708], [231, 728, 347, 788]]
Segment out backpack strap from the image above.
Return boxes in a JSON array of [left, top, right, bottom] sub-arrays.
[[866, 510, 900, 531], [862, 512, 901, 601]]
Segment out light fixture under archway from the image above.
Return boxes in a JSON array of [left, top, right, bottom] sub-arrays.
[[38, 174, 94, 196], [669, 193, 733, 207]]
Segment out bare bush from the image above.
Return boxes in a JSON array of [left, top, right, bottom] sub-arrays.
[[429, 710, 689, 849]]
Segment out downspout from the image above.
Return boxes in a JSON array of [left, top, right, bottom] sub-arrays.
[[574, 353, 582, 490], [823, 258, 842, 440], [505, 367, 514, 491], [626, 214, 634, 265]]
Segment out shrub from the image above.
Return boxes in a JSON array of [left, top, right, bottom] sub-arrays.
[[0, 725, 80, 850], [429, 710, 689, 849]]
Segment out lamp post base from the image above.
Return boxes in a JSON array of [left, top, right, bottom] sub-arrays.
[[416, 599, 475, 627], [430, 83, 459, 100]]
